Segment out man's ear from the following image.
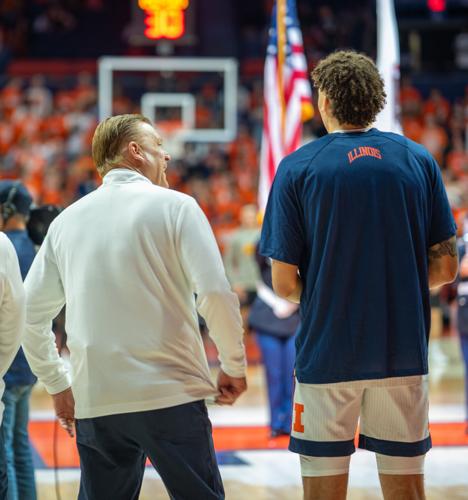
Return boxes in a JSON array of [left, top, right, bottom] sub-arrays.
[[323, 94, 331, 115], [317, 92, 326, 116], [128, 141, 143, 160]]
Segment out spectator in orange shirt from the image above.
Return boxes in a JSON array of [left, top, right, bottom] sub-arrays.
[[420, 114, 449, 166], [0, 78, 23, 119], [41, 167, 64, 205], [447, 136, 468, 179], [400, 76, 422, 116], [423, 89, 451, 125], [229, 124, 258, 172], [73, 72, 97, 109], [41, 110, 68, 140], [402, 115, 423, 143], [25, 75, 52, 118], [0, 109, 16, 156]]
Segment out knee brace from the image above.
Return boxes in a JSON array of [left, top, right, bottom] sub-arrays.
[[300, 455, 351, 477], [376, 453, 425, 475]]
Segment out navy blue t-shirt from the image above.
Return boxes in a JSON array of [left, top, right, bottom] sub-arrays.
[[4, 230, 37, 388], [259, 129, 456, 384]]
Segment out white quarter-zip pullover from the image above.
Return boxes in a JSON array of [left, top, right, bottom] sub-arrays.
[[23, 169, 246, 419], [0, 232, 24, 422]]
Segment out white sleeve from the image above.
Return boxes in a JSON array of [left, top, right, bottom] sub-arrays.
[[176, 197, 247, 377], [0, 235, 24, 386], [23, 232, 70, 395]]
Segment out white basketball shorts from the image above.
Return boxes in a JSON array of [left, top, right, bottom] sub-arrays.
[[289, 375, 431, 459]]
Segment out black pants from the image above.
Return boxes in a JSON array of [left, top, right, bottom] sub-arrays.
[[75, 400, 224, 500]]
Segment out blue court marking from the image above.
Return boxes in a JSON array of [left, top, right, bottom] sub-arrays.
[[30, 440, 47, 469], [216, 451, 247, 465]]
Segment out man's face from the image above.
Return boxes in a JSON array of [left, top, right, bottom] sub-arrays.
[[136, 123, 171, 188]]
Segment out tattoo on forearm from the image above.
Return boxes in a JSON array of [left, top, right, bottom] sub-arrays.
[[428, 238, 457, 260]]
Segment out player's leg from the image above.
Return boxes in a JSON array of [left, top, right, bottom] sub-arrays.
[[301, 456, 349, 500], [290, 381, 362, 500], [359, 375, 430, 500], [377, 454, 425, 500]]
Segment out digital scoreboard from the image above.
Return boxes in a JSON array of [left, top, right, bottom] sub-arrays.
[[127, 0, 195, 46]]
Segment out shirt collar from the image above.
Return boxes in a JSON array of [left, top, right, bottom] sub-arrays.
[[331, 127, 372, 134], [102, 168, 152, 186]]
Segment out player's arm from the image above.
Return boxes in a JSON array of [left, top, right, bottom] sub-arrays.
[[428, 235, 458, 289], [271, 259, 302, 303]]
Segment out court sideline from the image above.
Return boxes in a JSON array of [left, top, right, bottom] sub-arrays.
[[29, 337, 468, 499]]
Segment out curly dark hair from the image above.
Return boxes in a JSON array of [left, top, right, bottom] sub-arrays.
[[311, 50, 386, 127]]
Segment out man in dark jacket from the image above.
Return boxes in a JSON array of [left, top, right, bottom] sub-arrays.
[[0, 181, 37, 500]]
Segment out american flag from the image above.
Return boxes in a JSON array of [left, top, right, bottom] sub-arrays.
[[258, 0, 313, 210]]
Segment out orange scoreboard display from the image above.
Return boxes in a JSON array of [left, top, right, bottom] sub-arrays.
[[139, 0, 189, 40], [128, 0, 195, 46]]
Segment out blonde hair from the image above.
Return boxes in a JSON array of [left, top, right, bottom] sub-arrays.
[[91, 114, 152, 176]]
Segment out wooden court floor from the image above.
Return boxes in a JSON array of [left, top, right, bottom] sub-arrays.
[[30, 336, 468, 499], [35, 481, 468, 500]]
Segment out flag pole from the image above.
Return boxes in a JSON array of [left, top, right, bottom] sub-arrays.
[[258, 0, 313, 210], [375, 0, 402, 134], [276, 0, 287, 149]]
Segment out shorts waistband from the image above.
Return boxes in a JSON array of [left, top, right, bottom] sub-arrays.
[[296, 375, 428, 389]]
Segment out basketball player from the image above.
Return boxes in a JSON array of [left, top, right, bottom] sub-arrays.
[[22, 114, 247, 500], [0, 232, 24, 499], [260, 51, 458, 500]]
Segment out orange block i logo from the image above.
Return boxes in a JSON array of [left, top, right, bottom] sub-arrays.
[[293, 403, 305, 433]]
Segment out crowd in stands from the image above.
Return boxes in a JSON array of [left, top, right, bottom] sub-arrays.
[[0, 3, 467, 413], [0, 1, 466, 249], [0, 73, 98, 207], [0, 71, 467, 250], [400, 78, 468, 226]]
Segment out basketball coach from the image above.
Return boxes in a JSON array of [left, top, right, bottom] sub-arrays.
[[22, 114, 247, 500]]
